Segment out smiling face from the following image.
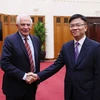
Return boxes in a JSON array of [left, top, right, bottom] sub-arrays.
[[69, 18, 87, 41], [16, 16, 32, 37]]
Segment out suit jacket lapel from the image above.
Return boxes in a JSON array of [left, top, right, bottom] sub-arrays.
[[69, 40, 75, 67], [29, 35, 37, 61], [16, 32, 29, 60], [74, 38, 90, 68]]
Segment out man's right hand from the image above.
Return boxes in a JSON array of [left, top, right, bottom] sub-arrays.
[[25, 72, 39, 84]]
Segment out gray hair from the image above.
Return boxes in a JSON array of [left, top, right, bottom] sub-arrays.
[[16, 14, 33, 25]]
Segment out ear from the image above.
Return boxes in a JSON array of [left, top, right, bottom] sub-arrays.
[[85, 25, 88, 32], [16, 24, 18, 27]]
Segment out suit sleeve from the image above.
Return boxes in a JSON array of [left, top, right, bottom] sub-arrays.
[[37, 45, 65, 82], [0, 37, 25, 81], [93, 44, 100, 100]]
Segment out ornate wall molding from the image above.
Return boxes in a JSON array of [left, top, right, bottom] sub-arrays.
[[36, 0, 45, 1], [53, 0, 100, 3], [95, 10, 100, 16]]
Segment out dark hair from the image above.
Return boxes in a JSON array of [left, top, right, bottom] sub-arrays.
[[69, 14, 87, 23]]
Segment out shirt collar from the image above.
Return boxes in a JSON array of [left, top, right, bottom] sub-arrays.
[[18, 32, 30, 40], [74, 35, 86, 46]]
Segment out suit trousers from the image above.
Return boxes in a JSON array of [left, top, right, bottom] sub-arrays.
[[6, 90, 36, 100]]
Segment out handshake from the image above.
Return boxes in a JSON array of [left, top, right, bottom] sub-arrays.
[[25, 72, 39, 84]]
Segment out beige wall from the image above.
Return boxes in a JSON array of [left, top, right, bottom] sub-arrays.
[[0, 0, 100, 58]]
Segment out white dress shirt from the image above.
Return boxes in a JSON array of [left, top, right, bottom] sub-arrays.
[[19, 32, 36, 80], [74, 35, 86, 54]]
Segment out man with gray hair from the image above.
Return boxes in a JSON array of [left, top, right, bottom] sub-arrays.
[[0, 14, 41, 100]]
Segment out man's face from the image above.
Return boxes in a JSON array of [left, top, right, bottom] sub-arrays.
[[69, 18, 87, 41], [16, 16, 32, 36]]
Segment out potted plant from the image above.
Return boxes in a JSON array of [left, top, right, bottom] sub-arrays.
[[34, 22, 46, 61]]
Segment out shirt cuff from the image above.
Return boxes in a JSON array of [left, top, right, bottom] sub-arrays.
[[22, 73, 27, 80]]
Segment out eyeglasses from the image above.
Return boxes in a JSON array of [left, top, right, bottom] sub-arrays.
[[69, 23, 86, 28], [20, 24, 31, 27]]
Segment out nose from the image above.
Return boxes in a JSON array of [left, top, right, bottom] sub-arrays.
[[24, 24, 29, 28], [73, 26, 78, 29]]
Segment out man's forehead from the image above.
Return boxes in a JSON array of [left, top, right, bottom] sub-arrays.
[[70, 19, 85, 24]]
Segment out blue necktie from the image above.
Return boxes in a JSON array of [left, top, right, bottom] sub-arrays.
[[75, 42, 79, 62]]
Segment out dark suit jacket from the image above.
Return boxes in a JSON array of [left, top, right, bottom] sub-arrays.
[[37, 37, 100, 100], [0, 32, 41, 98]]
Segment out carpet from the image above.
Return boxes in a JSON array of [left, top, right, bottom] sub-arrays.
[[0, 61, 65, 100]]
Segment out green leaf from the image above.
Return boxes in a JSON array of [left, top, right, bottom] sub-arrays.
[[34, 22, 47, 51]]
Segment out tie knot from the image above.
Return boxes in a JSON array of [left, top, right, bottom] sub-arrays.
[[24, 37, 28, 41], [75, 42, 79, 47]]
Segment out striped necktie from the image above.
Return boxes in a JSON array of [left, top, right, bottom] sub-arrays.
[[24, 37, 34, 72]]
